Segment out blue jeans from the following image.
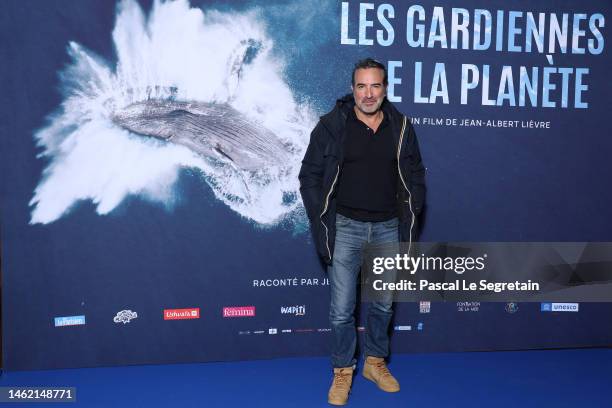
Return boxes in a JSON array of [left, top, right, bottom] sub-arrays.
[[328, 213, 398, 368]]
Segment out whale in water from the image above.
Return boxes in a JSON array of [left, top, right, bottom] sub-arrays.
[[112, 99, 291, 171], [111, 37, 290, 172]]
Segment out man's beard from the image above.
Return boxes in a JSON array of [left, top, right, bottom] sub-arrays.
[[356, 97, 384, 115]]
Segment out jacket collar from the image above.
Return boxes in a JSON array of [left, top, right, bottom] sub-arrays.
[[320, 94, 404, 142]]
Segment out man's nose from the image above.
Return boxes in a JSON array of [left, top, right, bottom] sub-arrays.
[[365, 87, 372, 97]]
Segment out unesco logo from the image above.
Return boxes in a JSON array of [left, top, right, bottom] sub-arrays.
[[541, 303, 579, 312]]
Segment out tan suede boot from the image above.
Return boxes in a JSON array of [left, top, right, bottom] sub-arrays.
[[328, 366, 354, 405], [362, 356, 400, 392]]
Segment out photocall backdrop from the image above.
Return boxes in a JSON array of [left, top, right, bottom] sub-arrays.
[[1, 0, 611, 370]]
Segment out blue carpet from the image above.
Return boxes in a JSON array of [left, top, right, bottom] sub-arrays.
[[1, 349, 610, 407]]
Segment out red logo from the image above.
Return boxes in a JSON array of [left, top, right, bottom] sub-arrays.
[[223, 306, 256, 318], [294, 328, 314, 333], [164, 308, 200, 320]]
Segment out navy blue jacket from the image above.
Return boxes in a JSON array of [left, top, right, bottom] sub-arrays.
[[299, 95, 426, 264]]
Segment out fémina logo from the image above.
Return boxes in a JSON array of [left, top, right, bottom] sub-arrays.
[[223, 306, 256, 318]]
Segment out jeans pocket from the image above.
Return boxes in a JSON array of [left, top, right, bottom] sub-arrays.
[[381, 217, 399, 228], [335, 214, 352, 227]]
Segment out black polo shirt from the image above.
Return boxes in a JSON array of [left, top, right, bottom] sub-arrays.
[[336, 108, 398, 222]]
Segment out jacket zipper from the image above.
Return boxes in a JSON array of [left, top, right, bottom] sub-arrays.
[[320, 164, 340, 260], [396, 116, 415, 254], [319, 115, 413, 261]]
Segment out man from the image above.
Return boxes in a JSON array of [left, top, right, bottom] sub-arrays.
[[298, 58, 425, 405]]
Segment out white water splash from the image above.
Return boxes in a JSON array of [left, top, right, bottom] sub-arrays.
[[30, 0, 313, 225]]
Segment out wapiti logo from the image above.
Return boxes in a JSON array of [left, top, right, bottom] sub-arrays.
[[280, 305, 306, 316], [223, 306, 256, 318], [164, 308, 200, 320], [114, 310, 138, 324]]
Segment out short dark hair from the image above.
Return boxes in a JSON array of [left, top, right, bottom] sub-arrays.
[[351, 58, 388, 86]]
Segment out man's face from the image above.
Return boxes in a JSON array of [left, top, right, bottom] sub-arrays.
[[352, 68, 386, 115]]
